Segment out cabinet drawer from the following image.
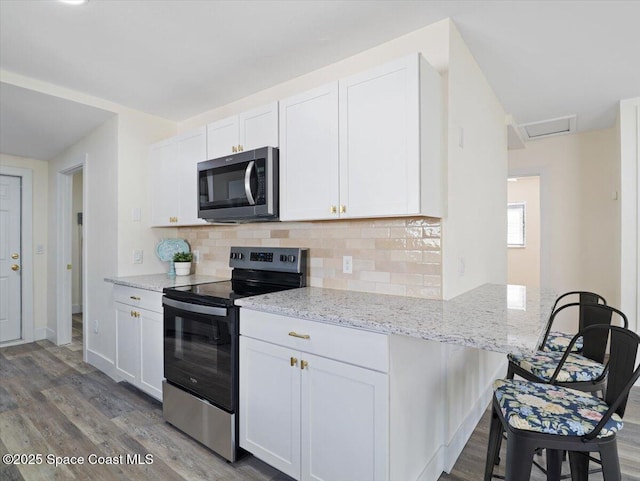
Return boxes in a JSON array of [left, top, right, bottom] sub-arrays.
[[113, 285, 163, 313], [240, 309, 388, 372]]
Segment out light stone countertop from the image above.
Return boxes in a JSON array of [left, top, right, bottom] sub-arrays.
[[104, 273, 228, 292], [236, 284, 556, 354]]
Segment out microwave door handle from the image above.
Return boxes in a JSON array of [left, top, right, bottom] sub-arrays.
[[244, 160, 256, 205]]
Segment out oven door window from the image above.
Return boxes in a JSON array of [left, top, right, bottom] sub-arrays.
[[164, 306, 235, 412], [199, 158, 265, 209]]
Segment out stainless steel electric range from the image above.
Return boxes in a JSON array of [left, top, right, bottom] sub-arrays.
[[161, 246, 308, 462]]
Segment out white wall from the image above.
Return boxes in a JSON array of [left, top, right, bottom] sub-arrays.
[[508, 176, 541, 287], [619, 98, 639, 335], [179, 19, 450, 132], [49, 117, 118, 364], [0, 154, 48, 339], [440, 24, 508, 300], [117, 110, 175, 276], [509, 128, 620, 306]]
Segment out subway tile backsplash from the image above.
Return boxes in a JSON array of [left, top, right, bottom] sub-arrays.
[[178, 217, 442, 299]]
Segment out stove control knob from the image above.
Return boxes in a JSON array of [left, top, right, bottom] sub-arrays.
[[229, 252, 234, 259], [236, 252, 244, 260], [288, 255, 296, 263], [280, 254, 287, 262]]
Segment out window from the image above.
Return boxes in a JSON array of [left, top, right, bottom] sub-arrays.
[[507, 202, 526, 247]]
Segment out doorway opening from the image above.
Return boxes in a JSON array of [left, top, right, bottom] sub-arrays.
[[507, 175, 541, 287], [56, 158, 86, 350], [71, 170, 84, 350]]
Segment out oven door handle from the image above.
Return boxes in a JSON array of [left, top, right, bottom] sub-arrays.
[[163, 297, 228, 317], [244, 160, 256, 206]]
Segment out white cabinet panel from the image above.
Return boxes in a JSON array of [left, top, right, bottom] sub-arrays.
[[301, 353, 388, 481], [240, 102, 279, 151], [149, 127, 207, 227], [239, 336, 301, 478], [115, 303, 139, 385], [149, 139, 179, 226], [206, 116, 239, 159], [239, 309, 389, 481], [114, 286, 163, 401], [207, 102, 278, 160], [177, 128, 207, 226], [279, 84, 339, 221], [139, 309, 163, 400], [339, 55, 420, 218], [278, 53, 443, 221]]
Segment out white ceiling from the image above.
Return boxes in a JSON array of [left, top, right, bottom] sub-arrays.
[[1, 0, 639, 160]]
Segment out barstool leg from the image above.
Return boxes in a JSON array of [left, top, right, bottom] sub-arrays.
[[505, 434, 535, 481], [568, 451, 589, 481], [546, 449, 562, 479], [484, 407, 503, 481], [600, 441, 621, 481]]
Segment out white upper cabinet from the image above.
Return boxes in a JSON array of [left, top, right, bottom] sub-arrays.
[[206, 102, 278, 159], [279, 84, 339, 221], [149, 126, 207, 227], [279, 53, 444, 221]]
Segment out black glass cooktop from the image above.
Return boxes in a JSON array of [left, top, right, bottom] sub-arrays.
[[163, 280, 293, 306]]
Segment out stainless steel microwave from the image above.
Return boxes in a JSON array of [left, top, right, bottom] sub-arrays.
[[197, 146, 278, 223]]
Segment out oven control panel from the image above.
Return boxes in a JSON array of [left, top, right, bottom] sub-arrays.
[[229, 246, 307, 273]]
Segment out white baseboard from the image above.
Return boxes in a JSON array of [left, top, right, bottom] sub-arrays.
[[72, 304, 83, 314], [415, 445, 445, 481], [45, 327, 57, 343], [86, 348, 117, 379], [34, 326, 49, 341], [443, 359, 507, 473]]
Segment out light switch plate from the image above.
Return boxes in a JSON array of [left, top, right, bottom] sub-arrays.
[[133, 250, 143, 264]]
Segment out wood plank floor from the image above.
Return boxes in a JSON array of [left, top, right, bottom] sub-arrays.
[[1, 337, 639, 480]]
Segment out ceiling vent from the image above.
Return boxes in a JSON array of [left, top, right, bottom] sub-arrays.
[[519, 115, 576, 141]]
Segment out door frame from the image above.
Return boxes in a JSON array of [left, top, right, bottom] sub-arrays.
[[0, 166, 34, 345], [56, 158, 86, 346]]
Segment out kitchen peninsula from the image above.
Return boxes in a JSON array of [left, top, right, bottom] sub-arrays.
[[236, 283, 556, 481]]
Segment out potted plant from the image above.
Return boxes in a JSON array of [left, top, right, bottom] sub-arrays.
[[173, 251, 193, 276]]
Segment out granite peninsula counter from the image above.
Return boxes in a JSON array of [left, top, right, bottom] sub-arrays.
[[236, 283, 557, 354], [104, 273, 227, 292]]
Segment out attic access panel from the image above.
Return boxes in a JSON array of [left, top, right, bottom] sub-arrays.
[[519, 115, 576, 140]]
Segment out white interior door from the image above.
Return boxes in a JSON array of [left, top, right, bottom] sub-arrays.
[[0, 174, 22, 343]]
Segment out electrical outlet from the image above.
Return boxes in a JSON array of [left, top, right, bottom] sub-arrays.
[[94, 320, 99, 334], [193, 250, 200, 263], [133, 250, 143, 264], [343, 255, 353, 274]]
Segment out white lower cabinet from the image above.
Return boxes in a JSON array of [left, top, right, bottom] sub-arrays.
[[239, 310, 389, 481], [113, 285, 163, 401]]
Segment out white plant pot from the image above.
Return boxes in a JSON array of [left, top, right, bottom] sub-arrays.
[[174, 262, 192, 276]]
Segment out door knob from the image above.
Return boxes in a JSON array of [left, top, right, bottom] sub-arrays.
[[11, 253, 19, 260], [11, 264, 20, 271]]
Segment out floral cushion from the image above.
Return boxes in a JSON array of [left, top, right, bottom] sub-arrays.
[[507, 350, 604, 383], [544, 331, 583, 352], [494, 379, 622, 437]]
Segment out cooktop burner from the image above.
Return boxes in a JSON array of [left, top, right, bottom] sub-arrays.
[[167, 280, 294, 305]]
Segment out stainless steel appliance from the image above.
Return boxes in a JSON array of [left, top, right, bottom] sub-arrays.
[[162, 246, 307, 461], [197, 146, 278, 223]]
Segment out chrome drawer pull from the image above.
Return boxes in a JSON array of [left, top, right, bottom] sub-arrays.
[[288, 331, 310, 340]]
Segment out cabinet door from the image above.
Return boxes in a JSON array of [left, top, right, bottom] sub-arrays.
[[115, 303, 139, 385], [301, 353, 389, 481], [239, 102, 279, 151], [207, 115, 239, 159], [339, 54, 420, 218], [139, 308, 163, 401], [279, 84, 339, 221], [239, 336, 301, 478], [177, 127, 207, 225], [149, 139, 180, 226]]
